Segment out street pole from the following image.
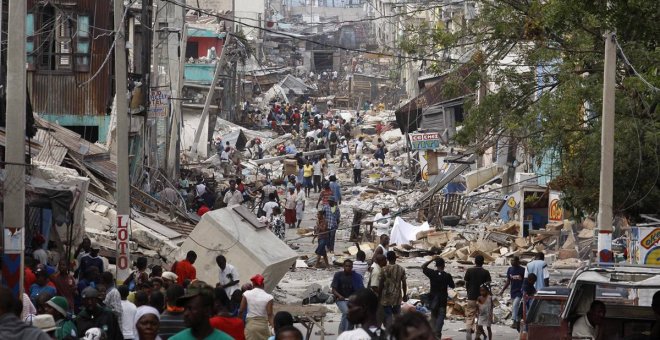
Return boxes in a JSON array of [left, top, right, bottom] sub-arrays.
[[597, 31, 616, 260], [2, 0, 26, 297], [114, 0, 131, 281]]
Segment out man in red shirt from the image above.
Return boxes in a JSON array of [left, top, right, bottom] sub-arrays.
[[175, 251, 197, 286]]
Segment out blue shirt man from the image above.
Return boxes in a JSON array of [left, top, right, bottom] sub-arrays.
[[329, 176, 341, 204]]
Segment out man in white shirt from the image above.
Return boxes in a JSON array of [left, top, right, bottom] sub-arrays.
[[339, 138, 351, 167], [353, 156, 363, 185], [216, 255, 240, 298], [195, 180, 206, 197], [355, 137, 364, 156], [312, 159, 324, 193], [223, 180, 243, 206], [572, 300, 606, 340], [118, 285, 136, 340], [263, 193, 280, 220], [373, 207, 392, 237]]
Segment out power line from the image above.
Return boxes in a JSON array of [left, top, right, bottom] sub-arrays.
[[162, 0, 544, 67], [614, 36, 659, 92]]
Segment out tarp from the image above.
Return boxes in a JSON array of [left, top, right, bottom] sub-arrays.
[[177, 205, 298, 292], [389, 216, 431, 246]]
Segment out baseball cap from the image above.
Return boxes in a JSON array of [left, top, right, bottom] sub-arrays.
[[90, 241, 100, 250], [81, 287, 99, 299], [176, 284, 214, 307], [46, 296, 69, 317]]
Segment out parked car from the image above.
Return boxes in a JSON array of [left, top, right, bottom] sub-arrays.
[[558, 264, 658, 339], [519, 286, 630, 340]]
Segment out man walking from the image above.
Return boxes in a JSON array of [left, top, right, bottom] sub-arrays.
[[464, 255, 491, 340], [422, 257, 455, 339], [379, 252, 407, 327], [323, 198, 341, 254], [500, 256, 525, 330], [331, 260, 364, 335], [329, 175, 342, 205], [525, 252, 550, 290]]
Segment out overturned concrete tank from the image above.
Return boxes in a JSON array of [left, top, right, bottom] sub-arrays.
[[177, 205, 298, 292]]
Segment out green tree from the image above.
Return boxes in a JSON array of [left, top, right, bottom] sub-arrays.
[[401, 0, 659, 218]]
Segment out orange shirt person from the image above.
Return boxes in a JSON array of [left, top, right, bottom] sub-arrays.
[[174, 251, 197, 286]]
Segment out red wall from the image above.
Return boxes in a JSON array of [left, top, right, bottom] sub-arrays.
[[188, 37, 224, 58]]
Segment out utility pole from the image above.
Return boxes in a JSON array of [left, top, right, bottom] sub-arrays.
[[3, 0, 27, 297], [597, 31, 616, 261], [114, 0, 131, 281]]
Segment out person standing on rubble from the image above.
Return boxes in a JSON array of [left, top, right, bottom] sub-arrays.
[[373, 207, 392, 237], [223, 180, 244, 207], [339, 137, 350, 167], [329, 175, 342, 205], [422, 257, 454, 339], [525, 252, 550, 290], [353, 155, 363, 185], [303, 160, 314, 196], [500, 256, 525, 330], [324, 198, 341, 254], [316, 182, 333, 209], [295, 183, 306, 229], [284, 187, 298, 230], [464, 255, 491, 340], [312, 158, 324, 193], [314, 210, 330, 268], [328, 126, 339, 157]]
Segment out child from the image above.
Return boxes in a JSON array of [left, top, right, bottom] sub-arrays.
[[314, 211, 329, 268], [270, 207, 286, 241], [477, 283, 493, 340]]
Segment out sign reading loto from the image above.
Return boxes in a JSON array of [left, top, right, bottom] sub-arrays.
[[116, 215, 131, 278]]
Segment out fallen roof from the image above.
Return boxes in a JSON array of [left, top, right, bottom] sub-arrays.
[[279, 75, 312, 95]]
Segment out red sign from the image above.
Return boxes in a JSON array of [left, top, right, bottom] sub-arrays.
[[116, 215, 130, 277]]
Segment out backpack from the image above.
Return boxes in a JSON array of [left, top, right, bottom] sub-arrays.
[[329, 132, 337, 142]]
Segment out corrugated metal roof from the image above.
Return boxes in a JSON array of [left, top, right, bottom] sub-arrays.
[[34, 116, 108, 157], [279, 75, 311, 95], [33, 129, 68, 165]]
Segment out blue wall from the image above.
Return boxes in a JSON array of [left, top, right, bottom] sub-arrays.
[[38, 114, 111, 143]]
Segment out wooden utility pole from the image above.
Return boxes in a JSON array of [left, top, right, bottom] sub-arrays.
[[114, 0, 131, 281], [597, 32, 616, 259], [3, 0, 27, 297]]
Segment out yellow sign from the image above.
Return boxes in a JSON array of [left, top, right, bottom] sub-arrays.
[[640, 228, 660, 250], [507, 197, 517, 208]]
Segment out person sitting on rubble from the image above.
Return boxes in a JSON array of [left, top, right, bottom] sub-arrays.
[[572, 300, 606, 340]]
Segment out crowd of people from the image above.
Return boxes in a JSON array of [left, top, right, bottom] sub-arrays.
[[1, 239, 311, 340]]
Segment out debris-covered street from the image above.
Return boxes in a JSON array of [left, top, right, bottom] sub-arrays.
[[0, 1, 658, 340]]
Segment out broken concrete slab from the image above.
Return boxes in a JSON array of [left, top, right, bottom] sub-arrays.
[[177, 206, 298, 292]]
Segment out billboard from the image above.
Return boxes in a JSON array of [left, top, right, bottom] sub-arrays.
[[629, 227, 660, 265]]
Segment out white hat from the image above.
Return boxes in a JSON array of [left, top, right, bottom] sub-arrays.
[[162, 271, 178, 281], [32, 314, 57, 332]]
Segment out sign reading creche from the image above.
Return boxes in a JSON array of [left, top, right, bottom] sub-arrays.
[[410, 132, 441, 150]]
